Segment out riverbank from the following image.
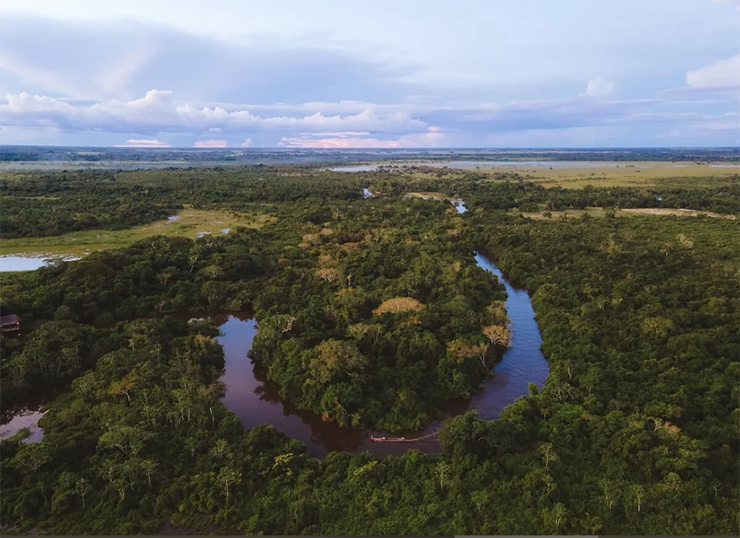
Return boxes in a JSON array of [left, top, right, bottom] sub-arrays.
[[211, 251, 548, 457]]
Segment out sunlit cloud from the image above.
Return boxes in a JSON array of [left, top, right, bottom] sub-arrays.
[[0, 6, 737, 147], [280, 126, 447, 148], [279, 136, 402, 149], [0, 90, 427, 135], [116, 138, 169, 147], [194, 139, 228, 147], [686, 54, 740, 89]]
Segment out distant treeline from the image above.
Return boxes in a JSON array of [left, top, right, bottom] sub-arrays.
[[1, 167, 738, 239], [1, 145, 738, 163]]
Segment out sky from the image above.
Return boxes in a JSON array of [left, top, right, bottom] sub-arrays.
[[0, 0, 738, 148]]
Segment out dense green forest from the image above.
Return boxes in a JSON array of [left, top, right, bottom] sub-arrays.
[[1, 167, 738, 239], [1, 165, 738, 534]]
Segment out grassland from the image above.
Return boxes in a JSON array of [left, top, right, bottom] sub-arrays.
[[527, 163, 738, 188], [512, 207, 736, 220], [372, 160, 739, 188], [0, 208, 274, 257]]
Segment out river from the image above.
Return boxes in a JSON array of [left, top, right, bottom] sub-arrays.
[[215, 251, 548, 457], [0, 253, 549, 456]]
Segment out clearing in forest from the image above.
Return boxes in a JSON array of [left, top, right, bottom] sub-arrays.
[[516, 207, 736, 220], [0, 209, 275, 258], [621, 208, 736, 219]]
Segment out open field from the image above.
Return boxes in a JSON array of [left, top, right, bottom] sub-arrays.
[[514, 207, 611, 219], [0, 209, 274, 257], [530, 164, 738, 188], [406, 191, 454, 201], [620, 207, 736, 219], [478, 162, 738, 188], [366, 160, 739, 188], [513, 207, 736, 220]]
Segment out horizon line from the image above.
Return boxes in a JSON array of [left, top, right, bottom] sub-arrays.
[[1, 144, 739, 150]]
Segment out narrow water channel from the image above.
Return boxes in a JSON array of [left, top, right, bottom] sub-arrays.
[[215, 251, 549, 457], [0, 251, 549, 456]]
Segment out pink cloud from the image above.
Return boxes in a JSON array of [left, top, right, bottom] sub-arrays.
[[279, 127, 446, 148], [307, 131, 371, 138], [117, 138, 169, 147], [194, 139, 228, 147], [241, 138, 252, 147], [280, 136, 401, 149]]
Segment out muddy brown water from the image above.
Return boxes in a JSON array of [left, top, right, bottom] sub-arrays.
[[216, 252, 549, 457], [0, 253, 549, 457]]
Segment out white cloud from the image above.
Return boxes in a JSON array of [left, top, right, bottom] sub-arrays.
[[307, 131, 371, 137], [117, 138, 169, 147], [686, 54, 740, 88], [241, 138, 252, 147], [0, 14, 419, 104], [0, 90, 428, 135], [194, 139, 227, 147], [579, 77, 615, 97], [279, 136, 402, 149], [280, 126, 447, 148]]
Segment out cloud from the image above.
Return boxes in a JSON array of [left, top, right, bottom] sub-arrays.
[[280, 126, 447, 148], [241, 138, 252, 147], [93, 43, 153, 97], [307, 131, 371, 138], [686, 54, 740, 88], [117, 138, 169, 147], [0, 14, 421, 103], [580, 78, 615, 97], [0, 49, 90, 99], [2, 88, 736, 147], [0, 90, 428, 135], [280, 136, 402, 149], [194, 139, 227, 147]]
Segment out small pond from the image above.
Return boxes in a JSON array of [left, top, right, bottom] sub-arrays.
[[0, 409, 46, 443], [452, 200, 467, 213], [0, 256, 80, 272]]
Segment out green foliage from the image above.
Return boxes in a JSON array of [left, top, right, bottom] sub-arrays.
[[1, 166, 737, 535]]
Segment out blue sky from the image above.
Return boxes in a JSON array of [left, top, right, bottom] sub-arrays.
[[0, 0, 738, 148]]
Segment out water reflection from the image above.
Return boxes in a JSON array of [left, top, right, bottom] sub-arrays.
[[217, 252, 549, 457], [468, 253, 549, 417], [0, 256, 79, 272], [0, 409, 46, 443], [0, 257, 48, 271], [452, 200, 467, 213]]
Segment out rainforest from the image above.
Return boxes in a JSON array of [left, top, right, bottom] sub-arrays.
[[1, 158, 738, 535]]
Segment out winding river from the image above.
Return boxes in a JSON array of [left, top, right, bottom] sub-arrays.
[[0, 252, 549, 455], [215, 251, 549, 457], [0, 192, 548, 455]]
